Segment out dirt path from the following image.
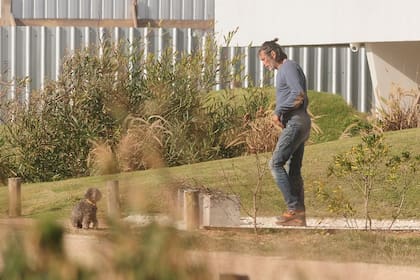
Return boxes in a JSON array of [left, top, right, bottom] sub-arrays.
[[1, 218, 420, 280], [193, 251, 420, 280], [62, 234, 420, 280]]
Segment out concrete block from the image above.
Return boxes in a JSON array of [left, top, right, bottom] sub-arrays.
[[201, 194, 240, 227]]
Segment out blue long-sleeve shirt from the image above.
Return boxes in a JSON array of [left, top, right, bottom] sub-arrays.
[[274, 59, 308, 122]]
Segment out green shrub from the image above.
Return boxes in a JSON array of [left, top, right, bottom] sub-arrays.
[[325, 127, 420, 229], [1, 43, 127, 182], [0, 35, 271, 182], [307, 91, 367, 142], [2, 34, 366, 183]]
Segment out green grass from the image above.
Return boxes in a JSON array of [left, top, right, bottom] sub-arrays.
[[207, 88, 364, 144], [1, 128, 419, 221], [307, 91, 366, 142]]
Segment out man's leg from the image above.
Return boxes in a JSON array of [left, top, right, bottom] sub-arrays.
[[289, 142, 305, 211], [271, 123, 307, 226], [270, 124, 300, 210]]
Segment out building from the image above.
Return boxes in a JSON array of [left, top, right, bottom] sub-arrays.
[[3, 0, 417, 112]]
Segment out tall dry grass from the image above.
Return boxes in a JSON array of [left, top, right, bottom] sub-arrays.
[[228, 108, 322, 154], [373, 85, 420, 131], [87, 140, 119, 176], [87, 116, 169, 175], [117, 116, 168, 172], [227, 108, 281, 154]]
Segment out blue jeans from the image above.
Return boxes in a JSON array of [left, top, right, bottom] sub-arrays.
[[270, 111, 311, 211]]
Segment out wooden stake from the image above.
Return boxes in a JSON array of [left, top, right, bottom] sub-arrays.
[[177, 188, 185, 220], [131, 0, 138, 28], [0, 0, 16, 26], [8, 177, 21, 217], [183, 189, 199, 230], [106, 180, 120, 219]]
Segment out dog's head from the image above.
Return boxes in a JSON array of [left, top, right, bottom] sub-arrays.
[[84, 187, 102, 203]]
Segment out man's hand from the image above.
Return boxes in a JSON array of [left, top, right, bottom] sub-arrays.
[[272, 114, 284, 129], [293, 92, 305, 109]]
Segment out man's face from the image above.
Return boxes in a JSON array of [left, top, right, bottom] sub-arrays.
[[259, 51, 278, 71]]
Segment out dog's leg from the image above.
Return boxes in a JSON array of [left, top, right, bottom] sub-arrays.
[[82, 216, 90, 229], [92, 216, 98, 229]]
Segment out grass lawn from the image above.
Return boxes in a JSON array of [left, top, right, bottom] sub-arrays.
[[1, 128, 419, 220], [192, 228, 420, 267], [208, 88, 365, 144]]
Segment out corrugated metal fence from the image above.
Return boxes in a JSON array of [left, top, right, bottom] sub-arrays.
[[10, 0, 214, 20], [0, 0, 372, 112]]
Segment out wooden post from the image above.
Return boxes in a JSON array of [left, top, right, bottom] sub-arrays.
[[8, 177, 22, 217], [183, 189, 199, 230], [131, 0, 138, 28], [177, 188, 185, 220], [106, 180, 120, 219], [0, 0, 16, 26]]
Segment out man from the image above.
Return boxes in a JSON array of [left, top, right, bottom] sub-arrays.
[[259, 38, 311, 226]]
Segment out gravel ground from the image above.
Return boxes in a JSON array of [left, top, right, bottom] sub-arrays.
[[123, 215, 420, 231], [239, 217, 420, 230]]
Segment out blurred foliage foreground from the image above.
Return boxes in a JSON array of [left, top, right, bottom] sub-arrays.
[[0, 218, 209, 280]]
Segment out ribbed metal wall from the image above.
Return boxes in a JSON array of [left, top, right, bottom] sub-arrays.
[[0, 25, 207, 96], [279, 46, 371, 112], [11, 0, 214, 20], [0, 26, 373, 112], [216, 45, 372, 112], [1, 0, 372, 112]]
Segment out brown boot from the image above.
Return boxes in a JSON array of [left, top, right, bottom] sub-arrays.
[[276, 210, 306, 226]]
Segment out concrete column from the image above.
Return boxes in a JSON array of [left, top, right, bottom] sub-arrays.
[[365, 41, 420, 110]]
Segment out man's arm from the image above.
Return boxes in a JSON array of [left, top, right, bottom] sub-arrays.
[[274, 64, 305, 116]]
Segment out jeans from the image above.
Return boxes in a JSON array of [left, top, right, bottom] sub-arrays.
[[270, 111, 311, 211]]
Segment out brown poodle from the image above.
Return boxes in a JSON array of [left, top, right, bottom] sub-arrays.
[[71, 188, 102, 229]]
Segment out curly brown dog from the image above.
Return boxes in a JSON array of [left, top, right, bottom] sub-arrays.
[[71, 188, 102, 229]]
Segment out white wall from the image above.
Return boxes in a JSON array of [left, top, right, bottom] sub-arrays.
[[215, 0, 420, 46], [366, 42, 420, 104], [215, 0, 420, 111]]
